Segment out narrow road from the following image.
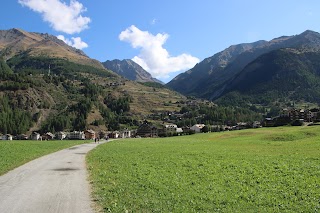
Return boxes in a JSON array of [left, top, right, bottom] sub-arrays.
[[0, 141, 105, 213]]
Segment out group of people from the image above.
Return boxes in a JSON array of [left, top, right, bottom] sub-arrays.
[[94, 135, 109, 143]]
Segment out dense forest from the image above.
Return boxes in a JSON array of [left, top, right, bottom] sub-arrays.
[[210, 50, 320, 108], [0, 55, 131, 135], [7, 55, 115, 78], [172, 104, 262, 127], [0, 95, 33, 135]]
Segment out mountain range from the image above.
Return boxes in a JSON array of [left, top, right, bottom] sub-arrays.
[[0, 28, 184, 135], [1, 27, 320, 135], [0, 28, 162, 84], [102, 59, 163, 84], [167, 30, 320, 106]]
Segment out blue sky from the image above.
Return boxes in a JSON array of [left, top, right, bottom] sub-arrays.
[[2, 0, 320, 82]]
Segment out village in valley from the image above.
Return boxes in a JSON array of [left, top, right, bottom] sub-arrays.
[[2, 106, 320, 141]]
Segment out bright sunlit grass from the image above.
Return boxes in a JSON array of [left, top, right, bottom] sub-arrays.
[[0, 140, 89, 176], [87, 126, 320, 212]]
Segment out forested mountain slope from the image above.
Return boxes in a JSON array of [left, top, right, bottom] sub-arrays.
[[0, 29, 185, 135], [167, 30, 320, 103]]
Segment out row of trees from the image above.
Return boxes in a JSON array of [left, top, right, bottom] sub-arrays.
[[40, 98, 93, 133], [175, 104, 262, 127], [0, 96, 33, 135], [104, 94, 131, 114]]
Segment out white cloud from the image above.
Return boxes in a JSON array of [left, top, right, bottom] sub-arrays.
[[119, 25, 200, 78], [57, 35, 88, 49], [18, 0, 91, 34]]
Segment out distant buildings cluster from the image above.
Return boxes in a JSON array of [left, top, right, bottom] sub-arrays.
[[263, 108, 320, 127], [2, 107, 318, 141], [1, 121, 263, 141], [1, 123, 209, 140], [1, 130, 94, 141]]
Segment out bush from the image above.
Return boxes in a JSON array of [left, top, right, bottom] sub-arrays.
[[291, 119, 304, 126]]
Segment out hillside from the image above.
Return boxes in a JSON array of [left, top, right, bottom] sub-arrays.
[[102, 59, 162, 83], [0, 28, 186, 135], [6, 28, 319, 135], [216, 48, 320, 106], [0, 28, 103, 69], [167, 30, 320, 103]]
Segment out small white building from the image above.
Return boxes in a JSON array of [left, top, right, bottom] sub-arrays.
[[68, 131, 85, 140], [56, 132, 67, 140], [165, 124, 177, 130], [109, 131, 120, 139], [31, 132, 41, 140], [2, 134, 13, 141], [176, 128, 183, 134], [252, 121, 262, 128], [163, 124, 178, 135], [190, 124, 205, 133], [121, 129, 132, 138]]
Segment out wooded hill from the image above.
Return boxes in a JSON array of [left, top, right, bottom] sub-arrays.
[[0, 54, 188, 135], [167, 30, 320, 111], [0, 29, 186, 135]]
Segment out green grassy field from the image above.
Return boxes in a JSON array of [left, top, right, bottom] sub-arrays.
[[0, 140, 88, 176], [87, 126, 320, 212]]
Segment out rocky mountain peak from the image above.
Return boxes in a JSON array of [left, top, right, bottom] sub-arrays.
[[167, 30, 320, 99], [102, 59, 163, 84], [300, 29, 319, 37], [299, 30, 320, 44], [9, 28, 26, 35], [0, 28, 103, 68]]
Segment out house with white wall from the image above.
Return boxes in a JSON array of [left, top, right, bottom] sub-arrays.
[[190, 124, 205, 133]]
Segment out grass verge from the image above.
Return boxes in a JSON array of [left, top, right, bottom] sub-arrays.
[[0, 140, 89, 176], [87, 126, 320, 212]]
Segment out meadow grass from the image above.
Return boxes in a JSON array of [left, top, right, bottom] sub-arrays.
[[87, 126, 320, 212], [0, 140, 89, 175]]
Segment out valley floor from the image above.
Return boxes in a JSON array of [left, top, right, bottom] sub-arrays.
[[87, 126, 320, 212]]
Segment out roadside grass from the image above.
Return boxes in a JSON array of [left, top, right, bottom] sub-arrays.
[[87, 126, 320, 212], [0, 140, 89, 176]]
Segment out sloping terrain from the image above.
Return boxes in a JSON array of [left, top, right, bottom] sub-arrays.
[[217, 48, 320, 106], [0, 28, 103, 69], [167, 30, 320, 103], [0, 28, 186, 135], [102, 59, 162, 83]]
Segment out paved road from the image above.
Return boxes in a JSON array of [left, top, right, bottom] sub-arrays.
[[0, 141, 105, 213]]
